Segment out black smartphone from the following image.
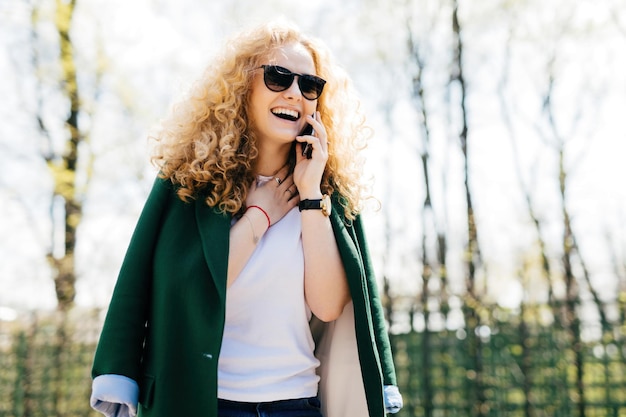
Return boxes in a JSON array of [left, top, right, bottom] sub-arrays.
[[300, 114, 315, 159]]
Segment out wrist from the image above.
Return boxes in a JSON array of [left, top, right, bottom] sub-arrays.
[[247, 205, 271, 230], [298, 190, 323, 200]]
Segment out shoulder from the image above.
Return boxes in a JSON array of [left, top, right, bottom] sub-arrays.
[[133, 176, 186, 227], [148, 175, 208, 207], [148, 175, 176, 197]]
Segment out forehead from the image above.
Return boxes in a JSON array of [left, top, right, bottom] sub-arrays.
[[265, 43, 316, 74]]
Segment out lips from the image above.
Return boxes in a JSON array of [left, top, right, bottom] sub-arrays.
[[271, 107, 300, 121]]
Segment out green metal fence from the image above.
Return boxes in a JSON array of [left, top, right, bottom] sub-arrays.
[[0, 312, 101, 417], [1, 306, 625, 417], [390, 305, 626, 417]]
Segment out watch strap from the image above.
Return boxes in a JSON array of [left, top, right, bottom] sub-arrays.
[[299, 199, 322, 211]]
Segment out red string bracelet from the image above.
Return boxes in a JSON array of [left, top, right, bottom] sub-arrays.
[[247, 205, 271, 230]]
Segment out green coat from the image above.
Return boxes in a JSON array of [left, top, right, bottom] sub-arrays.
[[92, 178, 397, 417]]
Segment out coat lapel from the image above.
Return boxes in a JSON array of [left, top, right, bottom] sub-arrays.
[[329, 209, 363, 281], [195, 200, 231, 302]]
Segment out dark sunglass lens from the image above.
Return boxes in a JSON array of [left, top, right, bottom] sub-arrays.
[[299, 76, 326, 100], [264, 66, 293, 91]]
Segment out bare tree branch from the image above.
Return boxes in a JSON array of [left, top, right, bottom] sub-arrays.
[[497, 25, 557, 309]]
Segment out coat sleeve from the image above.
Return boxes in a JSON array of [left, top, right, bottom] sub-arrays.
[[90, 374, 139, 417], [353, 214, 398, 387], [92, 177, 172, 382]]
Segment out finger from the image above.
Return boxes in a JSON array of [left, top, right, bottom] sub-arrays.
[[313, 112, 329, 150], [275, 175, 294, 194], [297, 114, 322, 140], [289, 192, 301, 203], [294, 143, 307, 164], [274, 165, 291, 185], [283, 188, 294, 201], [311, 112, 328, 141], [281, 175, 295, 189], [300, 114, 327, 152], [307, 112, 321, 135], [273, 175, 285, 187], [286, 183, 298, 196]]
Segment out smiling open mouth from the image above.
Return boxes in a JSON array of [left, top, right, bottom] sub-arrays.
[[271, 107, 300, 121]]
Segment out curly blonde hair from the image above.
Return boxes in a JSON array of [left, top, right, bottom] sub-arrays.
[[151, 20, 370, 219]]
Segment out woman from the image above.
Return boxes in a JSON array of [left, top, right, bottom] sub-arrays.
[[90, 20, 402, 417]]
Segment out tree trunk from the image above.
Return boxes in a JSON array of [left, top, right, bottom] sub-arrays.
[[46, 0, 81, 312], [450, 2, 486, 416]]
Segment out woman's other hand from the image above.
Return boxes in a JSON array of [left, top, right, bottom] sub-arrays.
[[246, 164, 299, 226]]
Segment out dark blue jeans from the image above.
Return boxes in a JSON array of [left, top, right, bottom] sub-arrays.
[[217, 397, 322, 417]]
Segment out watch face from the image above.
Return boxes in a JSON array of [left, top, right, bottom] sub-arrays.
[[321, 195, 331, 216]]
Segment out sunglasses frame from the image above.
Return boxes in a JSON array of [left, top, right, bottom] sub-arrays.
[[258, 65, 326, 101]]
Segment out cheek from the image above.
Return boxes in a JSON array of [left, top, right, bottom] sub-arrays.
[[249, 84, 273, 114], [248, 75, 266, 104], [247, 95, 265, 124], [303, 102, 317, 117]]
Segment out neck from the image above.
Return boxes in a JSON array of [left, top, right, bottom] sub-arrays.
[[254, 142, 292, 177]]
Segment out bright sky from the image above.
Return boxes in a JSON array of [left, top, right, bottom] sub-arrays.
[[1, 0, 625, 319]]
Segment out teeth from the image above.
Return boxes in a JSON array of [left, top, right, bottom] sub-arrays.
[[272, 108, 299, 120]]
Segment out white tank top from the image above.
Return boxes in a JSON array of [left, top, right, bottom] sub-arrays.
[[217, 203, 320, 402]]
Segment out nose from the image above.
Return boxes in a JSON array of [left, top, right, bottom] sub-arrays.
[[283, 77, 302, 100]]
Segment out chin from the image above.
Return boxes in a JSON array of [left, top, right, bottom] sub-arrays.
[[274, 129, 299, 142]]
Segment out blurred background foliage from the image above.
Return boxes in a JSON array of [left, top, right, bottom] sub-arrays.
[[1, 0, 625, 416]]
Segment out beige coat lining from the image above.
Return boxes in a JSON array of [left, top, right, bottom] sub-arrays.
[[311, 301, 369, 417]]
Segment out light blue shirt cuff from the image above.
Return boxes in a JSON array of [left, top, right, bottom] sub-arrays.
[[90, 374, 139, 417], [384, 385, 403, 414]]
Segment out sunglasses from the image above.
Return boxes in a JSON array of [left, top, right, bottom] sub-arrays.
[[258, 65, 326, 101]]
